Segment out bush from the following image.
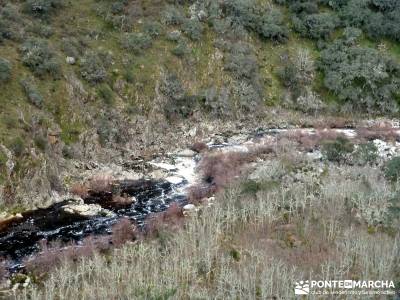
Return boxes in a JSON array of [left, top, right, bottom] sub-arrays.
[[61, 37, 85, 58], [80, 51, 108, 84], [20, 38, 61, 78], [353, 142, 378, 166], [293, 13, 339, 40], [20, 78, 43, 108], [320, 39, 400, 113], [9, 136, 25, 157], [0, 58, 11, 83], [385, 156, 400, 182], [224, 43, 258, 81], [171, 41, 189, 57], [257, 9, 288, 42], [321, 137, 354, 163], [28, 23, 54, 38], [162, 5, 184, 25], [121, 33, 152, 53], [220, 0, 288, 42], [296, 90, 325, 113], [231, 80, 263, 113], [97, 84, 114, 105], [34, 134, 48, 152], [182, 19, 204, 41], [0, 4, 24, 42], [202, 86, 233, 118], [23, 0, 64, 19], [159, 72, 199, 119], [278, 48, 315, 93], [143, 20, 162, 38]]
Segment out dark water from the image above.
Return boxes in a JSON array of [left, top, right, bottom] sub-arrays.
[[0, 179, 188, 269]]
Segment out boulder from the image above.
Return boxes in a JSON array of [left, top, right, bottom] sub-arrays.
[[61, 199, 115, 218], [177, 149, 197, 157], [166, 176, 184, 185], [66, 56, 76, 65], [183, 204, 196, 213]]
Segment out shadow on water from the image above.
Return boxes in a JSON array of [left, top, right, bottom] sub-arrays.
[[0, 179, 188, 268]]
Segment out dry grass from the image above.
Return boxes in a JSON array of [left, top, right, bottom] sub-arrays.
[[356, 124, 399, 142], [16, 160, 399, 299], [70, 183, 89, 199], [190, 141, 209, 153], [189, 145, 274, 203], [87, 174, 115, 194], [111, 218, 137, 247]]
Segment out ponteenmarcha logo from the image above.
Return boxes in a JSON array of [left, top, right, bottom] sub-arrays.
[[295, 281, 310, 295]]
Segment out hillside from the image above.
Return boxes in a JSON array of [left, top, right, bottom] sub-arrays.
[[0, 1, 399, 298], [1, 0, 400, 212]]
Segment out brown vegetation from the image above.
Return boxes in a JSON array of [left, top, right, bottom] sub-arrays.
[[70, 183, 89, 199], [111, 218, 137, 247], [145, 203, 184, 236], [189, 145, 274, 203], [190, 141, 209, 153], [356, 124, 399, 142]]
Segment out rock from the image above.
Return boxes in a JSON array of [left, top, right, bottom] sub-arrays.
[[149, 169, 167, 180], [66, 56, 76, 65], [149, 162, 177, 171], [166, 176, 184, 185], [188, 127, 197, 137], [183, 204, 196, 215], [177, 149, 197, 157], [228, 134, 248, 144], [61, 199, 115, 218]]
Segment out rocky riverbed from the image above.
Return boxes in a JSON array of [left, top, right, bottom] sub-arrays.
[[1, 124, 400, 273]]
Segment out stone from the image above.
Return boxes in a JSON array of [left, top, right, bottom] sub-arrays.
[[183, 204, 196, 213], [66, 56, 76, 65], [166, 176, 184, 185], [177, 149, 197, 157], [61, 199, 115, 218]]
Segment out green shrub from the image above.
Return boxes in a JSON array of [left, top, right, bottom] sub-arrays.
[[80, 51, 108, 84], [182, 19, 204, 41], [219, 0, 288, 42], [0, 58, 11, 83], [293, 13, 339, 40], [353, 142, 378, 166], [143, 21, 162, 38], [232, 80, 263, 113], [224, 43, 258, 81], [385, 157, 400, 182], [34, 134, 48, 152], [257, 9, 288, 42], [0, 4, 23, 42], [20, 38, 61, 78], [159, 72, 199, 119], [9, 136, 25, 157], [320, 39, 400, 113], [121, 33, 152, 54], [171, 40, 189, 57], [20, 78, 43, 108], [61, 37, 85, 58], [202, 86, 233, 118], [278, 48, 315, 94], [97, 84, 114, 105], [322, 137, 354, 163], [28, 23, 54, 38], [161, 5, 184, 25]]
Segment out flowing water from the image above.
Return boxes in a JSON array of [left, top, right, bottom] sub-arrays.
[[1, 127, 399, 271]]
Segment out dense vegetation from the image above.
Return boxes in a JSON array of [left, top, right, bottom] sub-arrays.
[[1, 0, 400, 202], [0, 1, 399, 297]]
